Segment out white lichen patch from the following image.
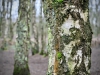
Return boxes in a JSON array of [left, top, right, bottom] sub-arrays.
[[76, 50, 82, 57], [62, 39, 81, 73], [68, 59, 76, 74], [74, 20, 80, 28], [62, 41, 75, 61], [84, 57, 90, 71], [62, 17, 73, 34], [48, 50, 56, 72], [74, 50, 82, 66], [80, 10, 88, 22], [62, 16, 80, 35]]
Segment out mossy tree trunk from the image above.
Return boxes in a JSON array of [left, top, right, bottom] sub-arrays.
[[43, 0, 92, 75], [13, 0, 31, 75]]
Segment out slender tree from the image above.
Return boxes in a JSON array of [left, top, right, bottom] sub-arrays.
[[0, 0, 3, 37], [13, 0, 31, 75], [0, 0, 8, 50], [43, 0, 92, 75], [9, 0, 13, 40], [1, 0, 6, 37], [39, 0, 47, 55]]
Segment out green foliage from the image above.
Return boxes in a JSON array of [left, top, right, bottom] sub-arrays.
[[53, 0, 63, 3], [52, 0, 64, 7], [13, 64, 30, 75], [56, 0, 63, 3], [0, 46, 7, 51], [0, 40, 7, 51], [57, 52, 62, 59], [43, 52, 48, 57], [32, 47, 38, 55], [40, 50, 44, 55]]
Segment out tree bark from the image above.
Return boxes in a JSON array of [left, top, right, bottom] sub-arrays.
[[9, 0, 13, 40], [0, 0, 8, 50], [43, 0, 92, 75], [31, 0, 40, 54], [13, 0, 31, 75]]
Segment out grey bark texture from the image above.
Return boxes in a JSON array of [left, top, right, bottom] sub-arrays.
[[43, 0, 92, 75], [13, 0, 31, 75]]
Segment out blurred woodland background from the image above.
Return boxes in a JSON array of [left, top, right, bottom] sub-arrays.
[[0, 0, 100, 52], [0, 0, 100, 75]]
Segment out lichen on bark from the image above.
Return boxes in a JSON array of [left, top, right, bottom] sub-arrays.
[[43, 0, 92, 75], [13, 0, 31, 75]]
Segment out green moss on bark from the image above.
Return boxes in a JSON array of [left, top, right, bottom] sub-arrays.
[[43, 0, 92, 75]]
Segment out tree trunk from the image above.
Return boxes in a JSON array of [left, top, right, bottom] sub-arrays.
[[9, 0, 13, 40], [0, 0, 8, 50], [40, 0, 45, 55], [32, 0, 40, 54], [1, 0, 6, 38], [0, 0, 2, 37], [43, 0, 92, 75], [13, 0, 31, 75]]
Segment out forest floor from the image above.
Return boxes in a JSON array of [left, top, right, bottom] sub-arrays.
[[0, 50, 48, 75], [0, 37, 100, 75]]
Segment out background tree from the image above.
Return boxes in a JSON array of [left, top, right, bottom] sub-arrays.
[[89, 0, 100, 46], [13, 0, 31, 75], [0, 0, 7, 50], [0, 0, 14, 50], [31, 0, 48, 55], [43, 0, 92, 75], [30, 0, 40, 54], [9, 0, 13, 41], [39, 0, 48, 55]]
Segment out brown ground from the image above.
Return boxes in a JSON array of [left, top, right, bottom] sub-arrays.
[[0, 38, 100, 75], [91, 46, 100, 75], [0, 50, 48, 75]]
